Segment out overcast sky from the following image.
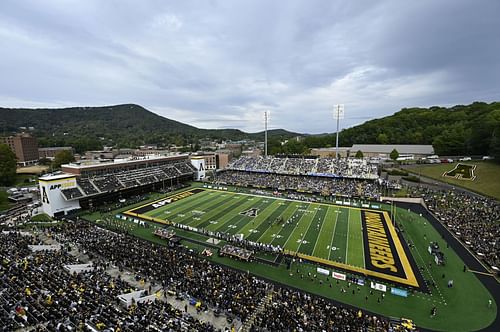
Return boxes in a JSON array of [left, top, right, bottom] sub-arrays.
[[1, 0, 499, 133]]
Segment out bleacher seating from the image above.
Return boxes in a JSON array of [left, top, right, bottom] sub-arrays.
[[92, 175, 124, 192], [61, 187, 84, 200], [228, 156, 378, 179], [77, 178, 100, 195]]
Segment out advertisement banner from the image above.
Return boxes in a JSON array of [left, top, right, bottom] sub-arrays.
[[332, 272, 346, 281], [317, 267, 330, 276], [370, 282, 387, 292], [355, 278, 365, 286], [390, 288, 408, 297]]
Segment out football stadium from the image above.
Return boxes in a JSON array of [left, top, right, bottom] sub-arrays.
[[5, 154, 487, 331], [1, 147, 499, 331], [1, 2, 499, 331]]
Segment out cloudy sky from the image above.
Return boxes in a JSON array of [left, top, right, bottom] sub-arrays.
[[1, 0, 499, 133]]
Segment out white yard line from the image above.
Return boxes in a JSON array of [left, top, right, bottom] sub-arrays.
[[327, 206, 341, 261], [345, 208, 350, 265], [296, 208, 321, 254], [311, 206, 328, 256], [282, 205, 313, 249]]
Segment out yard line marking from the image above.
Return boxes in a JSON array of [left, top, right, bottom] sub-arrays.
[[345, 208, 350, 265], [327, 206, 340, 261], [360, 211, 365, 268], [296, 206, 320, 254], [282, 204, 311, 249], [312, 205, 328, 255]]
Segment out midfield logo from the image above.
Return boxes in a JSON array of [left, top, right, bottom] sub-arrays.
[[240, 208, 259, 217]]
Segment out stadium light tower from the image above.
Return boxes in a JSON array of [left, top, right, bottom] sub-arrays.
[[264, 110, 270, 157], [333, 104, 345, 161]]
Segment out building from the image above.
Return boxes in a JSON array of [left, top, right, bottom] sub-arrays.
[[310, 147, 350, 158], [216, 152, 230, 169], [350, 144, 434, 159], [134, 149, 170, 157], [38, 173, 81, 217], [1, 133, 39, 166], [191, 153, 216, 171], [310, 144, 435, 159], [38, 147, 74, 160]]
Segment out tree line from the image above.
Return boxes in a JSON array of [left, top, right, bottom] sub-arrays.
[[271, 102, 500, 159]]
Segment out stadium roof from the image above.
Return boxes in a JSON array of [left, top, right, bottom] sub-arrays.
[[62, 154, 189, 170], [39, 173, 75, 181], [351, 144, 434, 155]]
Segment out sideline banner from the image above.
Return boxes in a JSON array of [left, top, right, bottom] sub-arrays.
[[370, 281, 387, 292], [317, 267, 330, 276], [332, 272, 346, 281], [391, 287, 408, 297]]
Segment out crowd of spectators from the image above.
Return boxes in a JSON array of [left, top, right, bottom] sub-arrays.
[[216, 170, 384, 199], [53, 222, 269, 323], [405, 186, 500, 269], [0, 231, 214, 331], [251, 287, 390, 331], [228, 156, 378, 179]]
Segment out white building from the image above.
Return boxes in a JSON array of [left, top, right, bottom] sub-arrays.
[[38, 173, 81, 217]]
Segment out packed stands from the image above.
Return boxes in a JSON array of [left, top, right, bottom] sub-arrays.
[[227, 156, 378, 179], [406, 186, 500, 269], [54, 222, 268, 323], [0, 231, 215, 331], [216, 171, 384, 199], [251, 287, 390, 331]]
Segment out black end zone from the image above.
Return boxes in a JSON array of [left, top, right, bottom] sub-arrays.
[[129, 188, 205, 214]]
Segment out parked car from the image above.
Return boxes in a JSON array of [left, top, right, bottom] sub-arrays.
[[482, 156, 493, 160], [459, 157, 472, 161]]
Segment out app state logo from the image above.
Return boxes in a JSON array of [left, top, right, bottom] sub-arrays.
[[239, 208, 259, 217]]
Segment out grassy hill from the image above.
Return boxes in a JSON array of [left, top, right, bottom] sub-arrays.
[[406, 161, 500, 200], [0, 104, 298, 152]]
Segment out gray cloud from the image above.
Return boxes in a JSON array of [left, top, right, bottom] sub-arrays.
[[0, 0, 498, 134]]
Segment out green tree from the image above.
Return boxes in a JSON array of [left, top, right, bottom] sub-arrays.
[[377, 133, 389, 144], [52, 150, 75, 169], [390, 148, 399, 161], [38, 157, 51, 166], [0, 144, 17, 186], [489, 126, 500, 162], [355, 150, 364, 158]]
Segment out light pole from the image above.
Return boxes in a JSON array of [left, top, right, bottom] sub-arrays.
[[264, 111, 270, 157], [333, 104, 344, 162]]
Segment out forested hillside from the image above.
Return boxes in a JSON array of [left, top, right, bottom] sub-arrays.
[[278, 102, 500, 158], [0, 104, 297, 153]]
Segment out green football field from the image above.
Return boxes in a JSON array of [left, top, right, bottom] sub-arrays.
[[125, 187, 420, 288], [141, 189, 365, 265]]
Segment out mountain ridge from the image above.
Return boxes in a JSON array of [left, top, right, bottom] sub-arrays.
[[0, 104, 298, 152]]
